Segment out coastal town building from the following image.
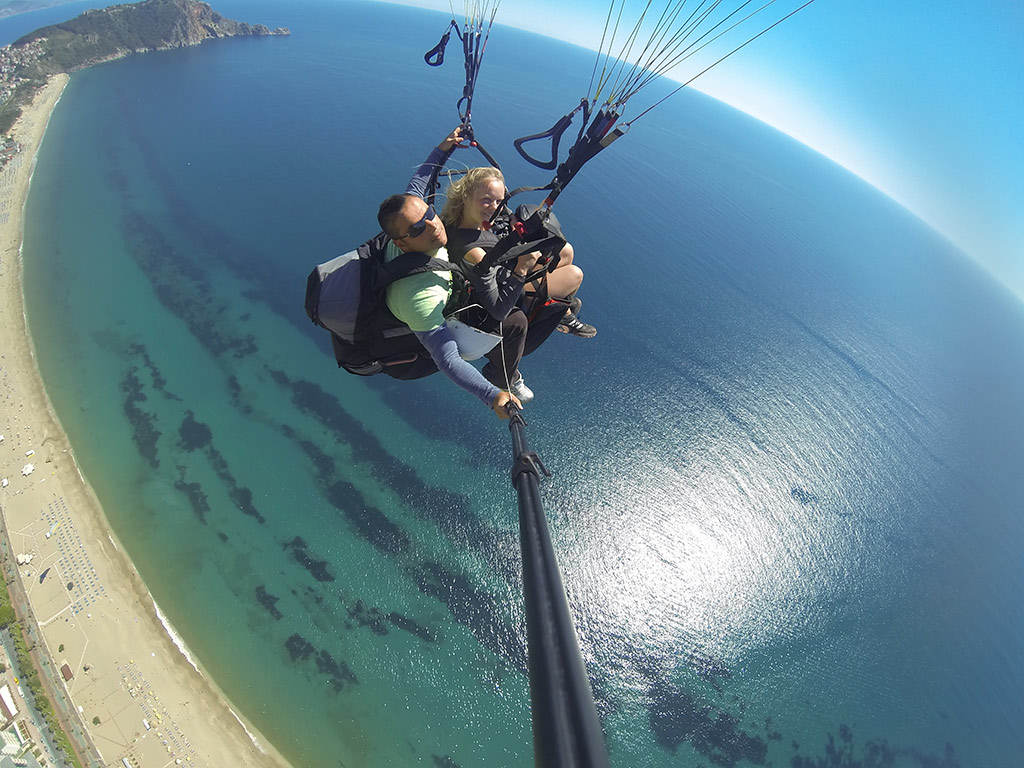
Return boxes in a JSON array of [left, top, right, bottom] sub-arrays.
[[0, 714, 36, 767], [0, 39, 45, 109], [0, 138, 17, 165], [0, 752, 43, 768], [0, 646, 49, 766], [0, 729, 19, 756], [9, 725, 26, 749], [0, 685, 15, 724]]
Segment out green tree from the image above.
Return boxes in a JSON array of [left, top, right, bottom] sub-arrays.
[[0, 602, 15, 628]]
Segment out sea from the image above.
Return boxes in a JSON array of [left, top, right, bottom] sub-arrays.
[[5, 0, 1024, 766]]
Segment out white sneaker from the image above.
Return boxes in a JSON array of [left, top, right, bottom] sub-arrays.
[[510, 372, 534, 404]]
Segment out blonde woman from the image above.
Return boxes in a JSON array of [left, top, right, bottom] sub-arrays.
[[441, 166, 597, 338]]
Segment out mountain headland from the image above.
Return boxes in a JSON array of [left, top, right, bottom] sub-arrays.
[[0, 0, 289, 133]]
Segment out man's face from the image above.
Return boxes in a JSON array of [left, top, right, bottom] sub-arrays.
[[392, 197, 447, 252]]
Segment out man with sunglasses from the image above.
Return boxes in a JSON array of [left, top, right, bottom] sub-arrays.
[[372, 128, 534, 419]]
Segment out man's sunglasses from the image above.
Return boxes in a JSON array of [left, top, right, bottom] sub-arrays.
[[394, 205, 436, 241]]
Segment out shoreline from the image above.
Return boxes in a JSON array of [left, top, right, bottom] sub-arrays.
[[0, 76, 292, 768]]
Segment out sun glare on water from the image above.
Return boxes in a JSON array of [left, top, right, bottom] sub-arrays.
[[561, 423, 838, 682]]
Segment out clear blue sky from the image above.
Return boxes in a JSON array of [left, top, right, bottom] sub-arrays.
[[389, 0, 1024, 300]]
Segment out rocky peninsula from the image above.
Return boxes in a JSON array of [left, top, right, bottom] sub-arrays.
[[0, 0, 289, 133]]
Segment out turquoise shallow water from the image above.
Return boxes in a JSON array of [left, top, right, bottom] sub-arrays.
[[11, 0, 1024, 765]]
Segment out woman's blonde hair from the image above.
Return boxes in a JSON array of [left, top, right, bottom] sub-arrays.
[[440, 166, 505, 229]]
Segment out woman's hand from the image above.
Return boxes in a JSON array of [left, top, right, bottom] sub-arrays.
[[513, 250, 542, 278]]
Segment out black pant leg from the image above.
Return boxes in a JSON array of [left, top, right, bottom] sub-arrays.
[[523, 298, 569, 356]]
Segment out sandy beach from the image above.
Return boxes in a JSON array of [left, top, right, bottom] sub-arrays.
[[0, 77, 292, 768]]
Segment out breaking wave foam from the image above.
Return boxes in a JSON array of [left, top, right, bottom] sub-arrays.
[[153, 600, 200, 674]]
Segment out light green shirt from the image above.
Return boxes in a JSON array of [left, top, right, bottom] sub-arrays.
[[384, 242, 453, 332]]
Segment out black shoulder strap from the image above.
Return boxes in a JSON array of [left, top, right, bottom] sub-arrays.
[[377, 250, 459, 290]]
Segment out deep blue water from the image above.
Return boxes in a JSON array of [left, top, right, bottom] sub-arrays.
[[11, 0, 1024, 766]]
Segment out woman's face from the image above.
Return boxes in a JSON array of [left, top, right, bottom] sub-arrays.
[[466, 177, 505, 228]]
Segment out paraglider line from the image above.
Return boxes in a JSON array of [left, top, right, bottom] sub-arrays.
[[626, 0, 818, 126]]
